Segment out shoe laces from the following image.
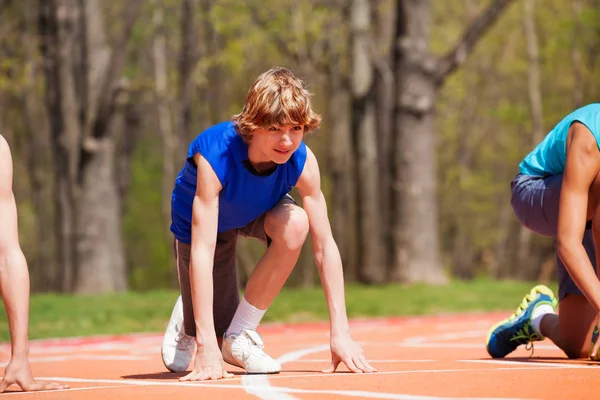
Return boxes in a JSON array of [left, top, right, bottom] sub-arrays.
[[525, 341, 535, 357], [175, 331, 195, 351], [509, 291, 538, 321], [508, 290, 543, 348], [232, 330, 268, 362]]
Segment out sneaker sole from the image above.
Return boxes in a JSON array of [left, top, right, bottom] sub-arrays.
[[223, 358, 281, 374], [485, 284, 557, 357], [161, 346, 188, 373]]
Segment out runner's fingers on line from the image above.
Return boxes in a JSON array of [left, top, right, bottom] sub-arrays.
[[180, 370, 206, 381], [342, 356, 362, 373], [322, 355, 341, 373], [358, 350, 378, 372], [22, 381, 69, 392], [354, 354, 377, 373]]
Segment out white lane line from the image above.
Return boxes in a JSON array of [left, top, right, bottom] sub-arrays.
[[0, 354, 152, 367], [1, 385, 128, 396], [262, 365, 595, 381], [402, 330, 489, 344], [364, 342, 556, 350], [242, 344, 330, 400], [461, 359, 596, 369], [39, 360, 589, 388], [292, 359, 435, 363], [22, 338, 161, 355], [237, 342, 545, 400], [35, 376, 531, 400]]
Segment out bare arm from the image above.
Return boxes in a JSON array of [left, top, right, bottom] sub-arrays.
[[296, 147, 375, 373], [0, 136, 30, 359], [0, 136, 68, 392], [556, 122, 600, 311], [190, 153, 221, 347], [180, 153, 232, 381], [296, 148, 349, 335]]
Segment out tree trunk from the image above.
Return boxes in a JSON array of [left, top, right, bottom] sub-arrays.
[[152, 1, 177, 236], [39, 0, 78, 291], [351, 0, 385, 283], [392, 0, 445, 283], [21, 10, 58, 291], [328, 56, 358, 282], [39, 0, 141, 293], [75, 138, 127, 292], [179, 0, 199, 153], [374, 0, 396, 276], [391, 0, 515, 283], [571, 0, 583, 108], [117, 101, 141, 217], [518, 0, 543, 280]]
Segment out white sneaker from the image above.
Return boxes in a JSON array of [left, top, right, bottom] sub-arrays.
[[222, 330, 281, 374], [161, 296, 196, 372]]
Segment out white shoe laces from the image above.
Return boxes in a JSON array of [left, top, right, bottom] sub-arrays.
[[175, 331, 195, 351], [237, 331, 267, 362]]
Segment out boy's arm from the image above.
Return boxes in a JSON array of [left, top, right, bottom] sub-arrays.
[[0, 136, 68, 392], [189, 153, 221, 347], [296, 147, 376, 373], [180, 153, 233, 381]]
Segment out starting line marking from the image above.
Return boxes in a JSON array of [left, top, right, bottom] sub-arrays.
[[32, 377, 530, 400]]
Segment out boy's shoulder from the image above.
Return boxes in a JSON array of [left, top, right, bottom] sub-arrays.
[[190, 121, 238, 155]]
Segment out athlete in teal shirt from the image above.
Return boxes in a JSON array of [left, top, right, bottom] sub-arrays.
[[487, 104, 600, 361], [520, 103, 600, 176]]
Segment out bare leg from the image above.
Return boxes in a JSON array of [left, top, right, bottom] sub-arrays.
[[540, 294, 596, 358], [244, 202, 309, 309]]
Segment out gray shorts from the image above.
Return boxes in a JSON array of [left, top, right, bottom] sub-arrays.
[[511, 173, 596, 300], [175, 195, 295, 337]]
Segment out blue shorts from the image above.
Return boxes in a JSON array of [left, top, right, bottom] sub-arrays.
[[511, 173, 596, 300]]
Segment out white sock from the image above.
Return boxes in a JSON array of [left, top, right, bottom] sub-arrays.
[[530, 304, 555, 336], [225, 296, 266, 337]]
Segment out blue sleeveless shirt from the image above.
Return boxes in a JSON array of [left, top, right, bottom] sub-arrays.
[[171, 121, 307, 243], [520, 103, 600, 176]]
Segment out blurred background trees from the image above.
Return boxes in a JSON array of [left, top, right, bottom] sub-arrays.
[[1, 0, 598, 293]]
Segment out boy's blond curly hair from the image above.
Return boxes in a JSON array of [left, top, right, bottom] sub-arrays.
[[233, 67, 321, 141]]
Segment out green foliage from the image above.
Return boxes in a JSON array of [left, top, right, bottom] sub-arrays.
[[4, 0, 600, 289], [0, 280, 557, 341], [123, 138, 175, 290]]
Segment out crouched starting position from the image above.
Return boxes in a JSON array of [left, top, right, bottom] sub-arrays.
[[161, 67, 376, 380]]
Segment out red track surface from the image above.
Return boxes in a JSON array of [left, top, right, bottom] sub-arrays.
[[1, 312, 598, 399]]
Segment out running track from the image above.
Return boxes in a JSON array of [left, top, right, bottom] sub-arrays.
[[1, 312, 598, 399]]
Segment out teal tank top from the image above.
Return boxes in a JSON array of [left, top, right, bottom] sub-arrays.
[[520, 103, 600, 176]]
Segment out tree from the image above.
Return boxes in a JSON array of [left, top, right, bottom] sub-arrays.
[[351, 0, 385, 283], [516, 0, 543, 279], [39, 0, 141, 293], [391, 0, 516, 283]]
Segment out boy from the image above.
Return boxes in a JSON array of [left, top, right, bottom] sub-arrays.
[[161, 67, 376, 381], [486, 103, 600, 360], [0, 135, 68, 392]]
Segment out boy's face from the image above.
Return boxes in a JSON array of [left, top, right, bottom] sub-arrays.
[[249, 124, 305, 164]]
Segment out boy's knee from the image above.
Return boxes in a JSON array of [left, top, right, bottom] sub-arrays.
[[267, 206, 309, 250]]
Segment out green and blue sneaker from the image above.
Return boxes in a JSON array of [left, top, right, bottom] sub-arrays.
[[486, 285, 557, 358]]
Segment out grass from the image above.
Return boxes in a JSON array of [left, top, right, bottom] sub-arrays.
[[0, 279, 556, 342]]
